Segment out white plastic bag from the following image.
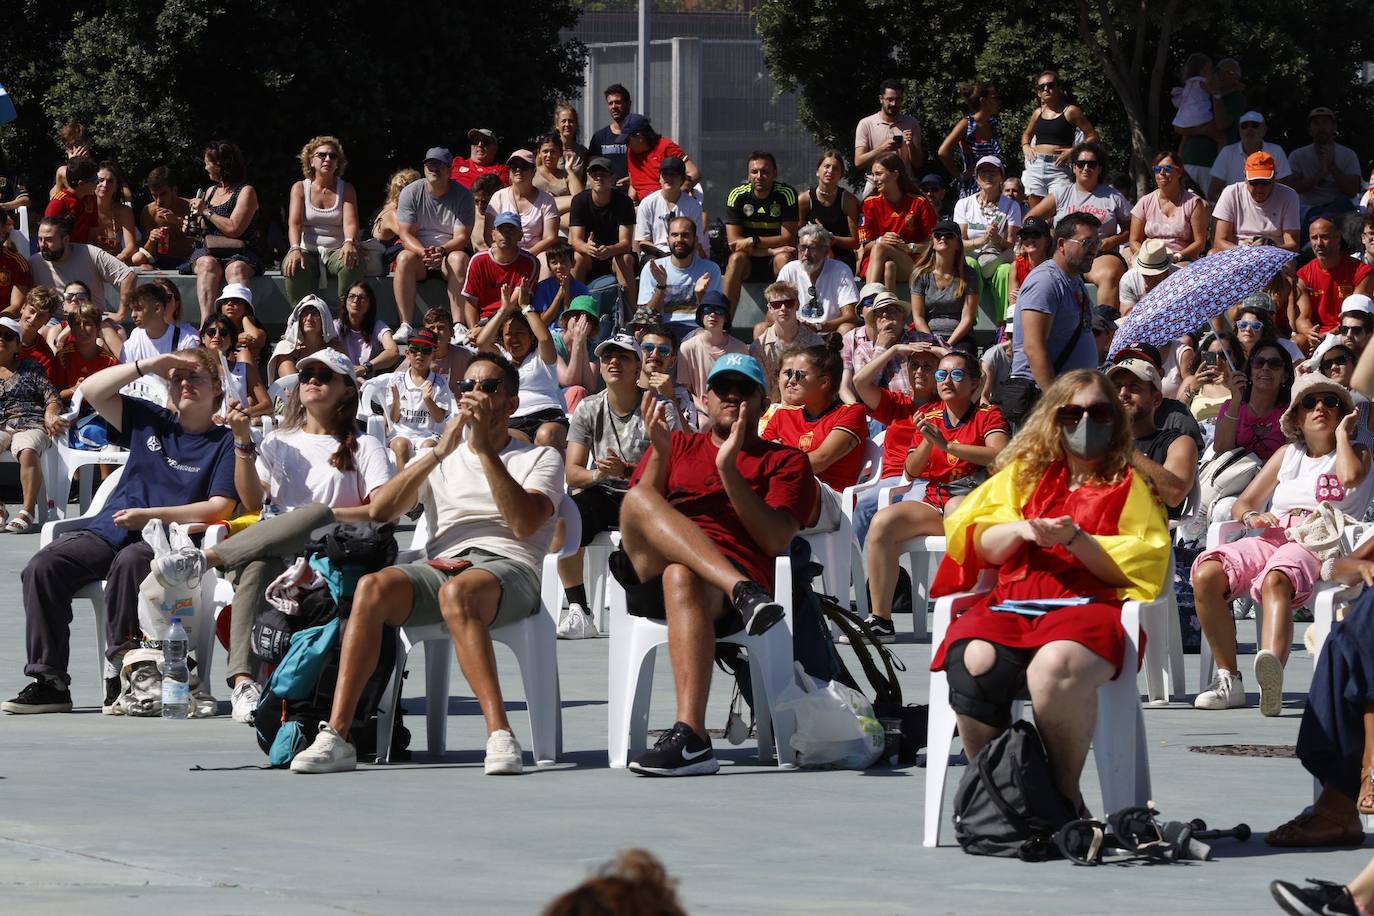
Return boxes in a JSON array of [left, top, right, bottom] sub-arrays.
[[774, 662, 885, 769], [136, 520, 212, 643]]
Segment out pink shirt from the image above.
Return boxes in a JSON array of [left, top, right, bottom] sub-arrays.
[[486, 186, 559, 250], [678, 333, 748, 412], [1130, 189, 1203, 253]]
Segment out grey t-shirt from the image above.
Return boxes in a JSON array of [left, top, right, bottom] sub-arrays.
[[568, 389, 679, 492], [396, 178, 475, 248], [911, 262, 979, 331], [1053, 183, 1134, 237], [1010, 260, 1096, 380]]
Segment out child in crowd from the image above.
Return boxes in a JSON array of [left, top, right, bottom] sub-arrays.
[[1172, 53, 1224, 151], [678, 290, 747, 415], [387, 328, 453, 469], [120, 283, 201, 405], [531, 240, 591, 319], [420, 307, 472, 395]]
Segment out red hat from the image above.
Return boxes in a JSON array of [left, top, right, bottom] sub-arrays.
[[407, 328, 438, 349]]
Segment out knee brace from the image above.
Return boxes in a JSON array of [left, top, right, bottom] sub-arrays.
[[944, 639, 1030, 728]]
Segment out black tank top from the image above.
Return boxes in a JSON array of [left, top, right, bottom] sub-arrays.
[[808, 185, 856, 268], [1033, 111, 1076, 148]]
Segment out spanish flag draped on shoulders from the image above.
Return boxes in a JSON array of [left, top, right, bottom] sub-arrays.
[[928, 458, 1171, 677]]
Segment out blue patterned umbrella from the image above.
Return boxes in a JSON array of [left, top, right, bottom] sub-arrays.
[[1108, 246, 1297, 358]]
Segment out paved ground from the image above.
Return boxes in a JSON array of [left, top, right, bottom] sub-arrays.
[[0, 509, 1370, 914]]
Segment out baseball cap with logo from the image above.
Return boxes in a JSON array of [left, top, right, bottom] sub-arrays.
[[1244, 151, 1277, 181], [706, 353, 767, 391], [1108, 357, 1162, 392], [595, 332, 641, 359]]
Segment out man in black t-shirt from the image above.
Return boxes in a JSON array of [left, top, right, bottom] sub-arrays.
[[722, 151, 799, 311], [1109, 356, 1198, 519], [570, 157, 637, 303], [587, 83, 634, 182]]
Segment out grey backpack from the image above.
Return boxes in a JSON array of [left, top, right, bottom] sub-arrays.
[[952, 721, 1077, 860]]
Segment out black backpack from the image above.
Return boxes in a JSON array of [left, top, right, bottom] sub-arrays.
[[952, 720, 1077, 860]]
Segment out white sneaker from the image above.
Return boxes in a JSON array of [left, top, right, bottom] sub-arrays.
[[484, 729, 524, 775], [1254, 650, 1285, 717], [151, 546, 208, 589], [230, 680, 262, 724], [556, 603, 599, 639], [393, 322, 414, 344], [290, 722, 357, 773], [1194, 669, 1246, 710]]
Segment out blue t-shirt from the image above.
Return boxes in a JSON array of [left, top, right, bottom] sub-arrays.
[[1010, 261, 1096, 381], [78, 396, 238, 548], [531, 276, 591, 315], [636, 256, 724, 325]]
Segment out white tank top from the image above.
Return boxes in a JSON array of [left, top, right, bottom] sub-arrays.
[[302, 178, 346, 249], [508, 349, 565, 418], [1270, 444, 1373, 517]]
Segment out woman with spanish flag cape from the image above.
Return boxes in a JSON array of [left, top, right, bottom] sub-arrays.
[[929, 369, 1170, 808]]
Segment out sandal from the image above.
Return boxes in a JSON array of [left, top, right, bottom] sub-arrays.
[[3, 508, 35, 534], [1359, 765, 1374, 815], [1265, 809, 1364, 848]]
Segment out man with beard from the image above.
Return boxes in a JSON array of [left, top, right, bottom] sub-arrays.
[[1001, 211, 1101, 429], [722, 152, 798, 310], [28, 216, 136, 319], [1287, 107, 1362, 222], [612, 352, 817, 776], [636, 216, 721, 335], [1296, 217, 1373, 341], [854, 79, 925, 192], [773, 224, 858, 335], [1108, 355, 1198, 519]]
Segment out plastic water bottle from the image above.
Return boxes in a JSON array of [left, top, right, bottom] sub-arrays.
[[161, 617, 191, 720]]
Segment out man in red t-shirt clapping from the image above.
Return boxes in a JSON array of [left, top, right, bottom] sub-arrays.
[[613, 352, 818, 777]]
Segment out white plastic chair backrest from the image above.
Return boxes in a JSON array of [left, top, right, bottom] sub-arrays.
[[855, 437, 883, 487], [408, 490, 578, 561], [84, 465, 126, 516], [358, 373, 397, 420], [268, 373, 298, 404], [13, 205, 29, 253], [62, 389, 85, 422]]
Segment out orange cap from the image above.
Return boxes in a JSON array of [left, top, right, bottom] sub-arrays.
[[1245, 151, 1276, 180]]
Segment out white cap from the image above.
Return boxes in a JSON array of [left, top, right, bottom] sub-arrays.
[[0, 317, 21, 337], [1238, 111, 1265, 125], [296, 348, 358, 386], [215, 282, 254, 307], [975, 155, 1004, 173], [1341, 294, 1374, 317]]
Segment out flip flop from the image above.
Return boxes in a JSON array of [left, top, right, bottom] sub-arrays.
[[1359, 766, 1374, 815], [1265, 809, 1365, 848], [3, 508, 35, 534]]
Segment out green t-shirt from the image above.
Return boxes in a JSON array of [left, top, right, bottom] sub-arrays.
[[1181, 90, 1246, 167]]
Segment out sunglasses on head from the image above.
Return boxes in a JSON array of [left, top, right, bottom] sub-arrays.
[[1073, 159, 1101, 170], [782, 368, 809, 382], [1322, 355, 1351, 370], [299, 367, 338, 385], [1302, 393, 1343, 410], [1249, 355, 1285, 370], [934, 368, 967, 383], [1235, 319, 1264, 331], [1056, 403, 1115, 426], [1342, 324, 1368, 336], [458, 378, 504, 394], [640, 343, 672, 358]]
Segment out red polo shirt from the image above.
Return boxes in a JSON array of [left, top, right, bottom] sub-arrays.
[[450, 158, 509, 190], [1299, 256, 1373, 334]]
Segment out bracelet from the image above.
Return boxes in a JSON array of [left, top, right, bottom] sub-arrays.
[[1067, 526, 1084, 547], [134, 360, 143, 377], [1242, 510, 1262, 524], [1221, 411, 1239, 421], [138, 246, 154, 262], [234, 440, 256, 453]]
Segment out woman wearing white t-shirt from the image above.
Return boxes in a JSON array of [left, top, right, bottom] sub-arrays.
[[953, 155, 1022, 278], [158, 348, 393, 723], [474, 283, 567, 450]]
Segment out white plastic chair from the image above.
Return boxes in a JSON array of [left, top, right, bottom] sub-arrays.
[[894, 535, 946, 640], [373, 492, 578, 766], [584, 529, 621, 635], [1139, 541, 1187, 705], [923, 578, 1157, 847], [356, 372, 396, 443], [13, 205, 29, 253], [606, 554, 797, 768], [45, 390, 130, 521], [852, 476, 921, 620]]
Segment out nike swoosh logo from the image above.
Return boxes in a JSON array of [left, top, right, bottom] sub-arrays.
[[681, 746, 711, 761]]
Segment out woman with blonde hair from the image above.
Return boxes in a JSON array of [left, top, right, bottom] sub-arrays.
[[283, 136, 362, 304], [928, 369, 1170, 812], [371, 168, 421, 267]]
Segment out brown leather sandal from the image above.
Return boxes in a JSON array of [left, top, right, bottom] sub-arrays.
[[1266, 809, 1365, 848], [1359, 766, 1374, 815]]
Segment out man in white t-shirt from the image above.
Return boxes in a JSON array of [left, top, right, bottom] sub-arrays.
[[637, 216, 722, 333], [1206, 112, 1291, 202], [1287, 107, 1362, 219], [119, 282, 201, 405], [633, 157, 706, 260], [292, 352, 565, 777], [774, 224, 858, 335], [29, 216, 137, 318], [1210, 151, 1301, 253]]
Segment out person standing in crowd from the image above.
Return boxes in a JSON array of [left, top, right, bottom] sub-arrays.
[[135, 166, 194, 269], [1128, 151, 1208, 264], [1287, 107, 1362, 223], [775, 225, 858, 335], [1002, 213, 1101, 429], [29, 217, 136, 319], [289, 354, 565, 776], [953, 155, 1021, 280], [722, 152, 799, 310], [283, 136, 362, 306], [1019, 71, 1098, 208], [623, 116, 700, 203], [633, 157, 706, 263], [613, 353, 817, 776], [854, 79, 925, 192], [450, 128, 510, 190], [858, 153, 936, 288], [556, 332, 673, 640], [44, 156, 99, 244], [637, 216, 720, 335], [1210, 151, 1302, 253], [798, 150, 861, 273], [938, 81, 1001, 198], [1174, 57, 1247, 192], [1207, 111, 1291, 202], [1296, 217, 1373, 342], [392, 147, 475, 339], [569, 157, 637, 303], [188, 140, 261, 313], [589, 84, 635, 182], [2, 350, 236, 715]]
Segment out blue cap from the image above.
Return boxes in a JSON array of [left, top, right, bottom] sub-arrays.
[[706, 353, 767, 391], [423, 147, 453, 165], [695, 289, 732, 330], [621, 113, 649, 136], [492, 211, 522, 231]]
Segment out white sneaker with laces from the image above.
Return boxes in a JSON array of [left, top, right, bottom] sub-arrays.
[[290, 722, 357, 773], [393, 322, 414, 344], [556, 603, 598, 639], [1254, 650, 1285, 717], [230, 680, 262, 724], [1194, 668, 1246, 710], [151, 546, 208, 589], [485, 729, 524, 775]]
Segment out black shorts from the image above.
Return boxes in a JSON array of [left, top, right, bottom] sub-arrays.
[[608, 548, 744, 638], [744, 254, 776, 283], [508, 407, 569, 440], [572, 485, 623, 548]]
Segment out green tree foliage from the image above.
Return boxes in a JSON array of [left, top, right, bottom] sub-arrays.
[[0, 0, 586, 218], [758, 0, 1374, 191]]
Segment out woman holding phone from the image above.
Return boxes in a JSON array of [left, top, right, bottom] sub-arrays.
[[1180, 332, 1244, 425]]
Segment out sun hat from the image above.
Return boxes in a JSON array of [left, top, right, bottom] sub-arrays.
[[1280, 373, 1354, 442]]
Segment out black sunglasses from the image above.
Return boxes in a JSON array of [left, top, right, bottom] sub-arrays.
[[1248, 179, 1274, 188], [1055, 403, 1115, 426], [1036, 81, 1058, 92], [1073, 160, 1101, 170], [407, 345, 434, 355], [458, 378, 504, 394], [314, 151, 339, 160], [299, 367, 338, 385], [709, 377, 758, 398], [1341, 324, 1368, 336], [1321, 355, 1351, 370], [200, 325, 229, 339], [933, 230, 959, 241], [1301, 393, 1343, 410], [1249, 356, 1285, 370]]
